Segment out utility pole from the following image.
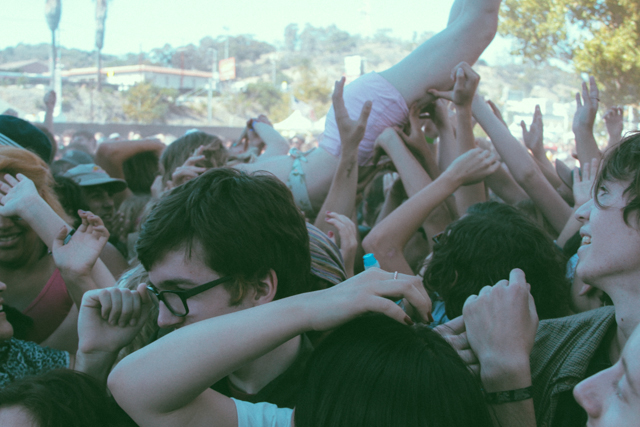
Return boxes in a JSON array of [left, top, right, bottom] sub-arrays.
[[208, 49, 218, 123]]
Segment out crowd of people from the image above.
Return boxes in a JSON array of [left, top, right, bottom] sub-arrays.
[[0, 0, 637, 425]]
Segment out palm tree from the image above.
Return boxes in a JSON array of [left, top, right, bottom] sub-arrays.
[[45, 0, 61, 90], [95, 0, 107, 91]]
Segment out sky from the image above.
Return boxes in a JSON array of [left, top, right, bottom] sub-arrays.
[[1, 0, 513, 64]]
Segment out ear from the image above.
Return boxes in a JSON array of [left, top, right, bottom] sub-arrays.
[[252, 269, 278, 306]]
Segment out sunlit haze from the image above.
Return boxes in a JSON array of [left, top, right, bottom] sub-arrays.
[[1, 0, 511, 63]]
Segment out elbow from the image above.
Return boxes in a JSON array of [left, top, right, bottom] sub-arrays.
[[362, 232, 380, 257]]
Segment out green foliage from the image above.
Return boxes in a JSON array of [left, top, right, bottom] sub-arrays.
[[299, 24, 359, 55], [292, 65, 332, 118], [123, 82, 177, 124], [225, 81, 291, 122], [499, 0, 640, 105]]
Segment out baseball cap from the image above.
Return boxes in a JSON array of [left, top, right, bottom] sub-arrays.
[[63, 163, 127, 193], [0, 115, 52, 163]]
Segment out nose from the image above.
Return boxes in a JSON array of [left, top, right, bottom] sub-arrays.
[[573, 370, 604, 420], [156, 302, 184, 329], [575, 198, 593, 223], [103, 195, 115, 208]]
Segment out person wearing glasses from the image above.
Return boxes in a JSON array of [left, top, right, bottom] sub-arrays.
[[132, 168, 315, 408]]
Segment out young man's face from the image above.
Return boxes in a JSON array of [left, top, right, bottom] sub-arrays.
[[576, 180, 640, 293], [148, 244, 253, 331], [574, 325, 640, 426], [81, 186, 115, 227]]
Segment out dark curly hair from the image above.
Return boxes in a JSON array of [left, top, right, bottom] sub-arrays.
[[424, 201, 570, 320]]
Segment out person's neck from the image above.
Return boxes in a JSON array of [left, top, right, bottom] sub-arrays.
[[607, 284, 640, 363], [228, 334, 302, 395]]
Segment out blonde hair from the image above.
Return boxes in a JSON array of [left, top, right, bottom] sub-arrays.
[[0, 146, 70, 222], [112, 264, 159, 367]]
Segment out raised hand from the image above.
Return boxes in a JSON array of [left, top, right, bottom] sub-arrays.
[[572, 75, 600, 134], [169, 145, 207, 187], [77, 283, 153, 355], [372, 127, 402, 166], [307, 268, 431, 331], [521, 105, 544, 156], [434, 316, 480, 376], [44, 90, 57, 111], [333, 76, 372, 151], [325, 212, 358, 278], [603, 106, 624, 145], [398, 102, 429, 151], [572, 158, 599, 207], [462, 269, 538, 391], [52, 210, 110, 280], [444, 148, 500, 186], [0, 173, 42, 218], [428, 62, 480, 107]]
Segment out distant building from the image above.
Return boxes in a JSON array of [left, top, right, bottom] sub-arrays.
[[62, 65, 213, 91], [0, 60, 49, 74]]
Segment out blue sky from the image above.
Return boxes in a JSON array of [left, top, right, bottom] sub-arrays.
[[2, 0, 512, 63]]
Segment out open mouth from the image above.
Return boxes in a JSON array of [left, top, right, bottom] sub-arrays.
[[0, 233, 21, 247], [581, 235, 591, 246]]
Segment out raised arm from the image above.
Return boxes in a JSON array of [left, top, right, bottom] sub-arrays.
[[0, 174, 116, 299], [603, 106, 624, 149], [52, 210, 114, 303], [521, 105, 564, 190], [250, 116, 291, 161], [463, 269, 538, 427], [430, 62, 487, 215], [43, 90, 56, 135], [363, 148, 499, 274], [314, 77, 372, 235], [95, 138, 165, 180], [572, 76, 602, 165], [74, 283, 153, 384], [472, 96, 573, 234], [108, 270, 430, 427]]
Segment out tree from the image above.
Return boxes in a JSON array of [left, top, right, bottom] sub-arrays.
[[123, 82, 177, 124], [284, 24, 298, 52], [499, 0, 640, 106], [95, 0, 108, 91], [44, 0, 61, 90]]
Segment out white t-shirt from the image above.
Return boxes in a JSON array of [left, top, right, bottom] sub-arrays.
[[232, 398, 293, 427]]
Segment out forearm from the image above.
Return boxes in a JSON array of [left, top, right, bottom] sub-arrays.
[[437, 122, 458, 173], [44, 108, 54, 134], [314, 145, 358, 233], [364, 174, 459, 274], [74, 350, 118, 384], [484, 166, 529, 205], [454, 107, 486, 213], [383, 138, 432, 198], [473, 99, 572, 233], [533, 154, 563, 189], [109, 293, 312, 414], [95, 139, 164, 179], [252, 123, 290, 160], [574, 129, 602, 166]]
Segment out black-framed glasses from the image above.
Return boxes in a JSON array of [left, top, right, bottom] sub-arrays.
[[146, 276, 233, 317]]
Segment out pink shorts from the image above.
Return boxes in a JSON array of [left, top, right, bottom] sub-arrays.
[[320, 72, 409, 166]]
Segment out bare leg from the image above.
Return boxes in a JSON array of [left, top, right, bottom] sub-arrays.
[[379, 0, 501, 106]]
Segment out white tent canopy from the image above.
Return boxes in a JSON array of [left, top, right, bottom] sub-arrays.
[[274, 110, 313, 132]]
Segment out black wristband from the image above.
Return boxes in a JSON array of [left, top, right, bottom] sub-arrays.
[[485, 385, 533, 404], [63, 228, 76, 245]]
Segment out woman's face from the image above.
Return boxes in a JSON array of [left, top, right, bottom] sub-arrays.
[[0, 214, 42, 269], [574, 326, 640, 426], [0, 281, 15, 341]]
